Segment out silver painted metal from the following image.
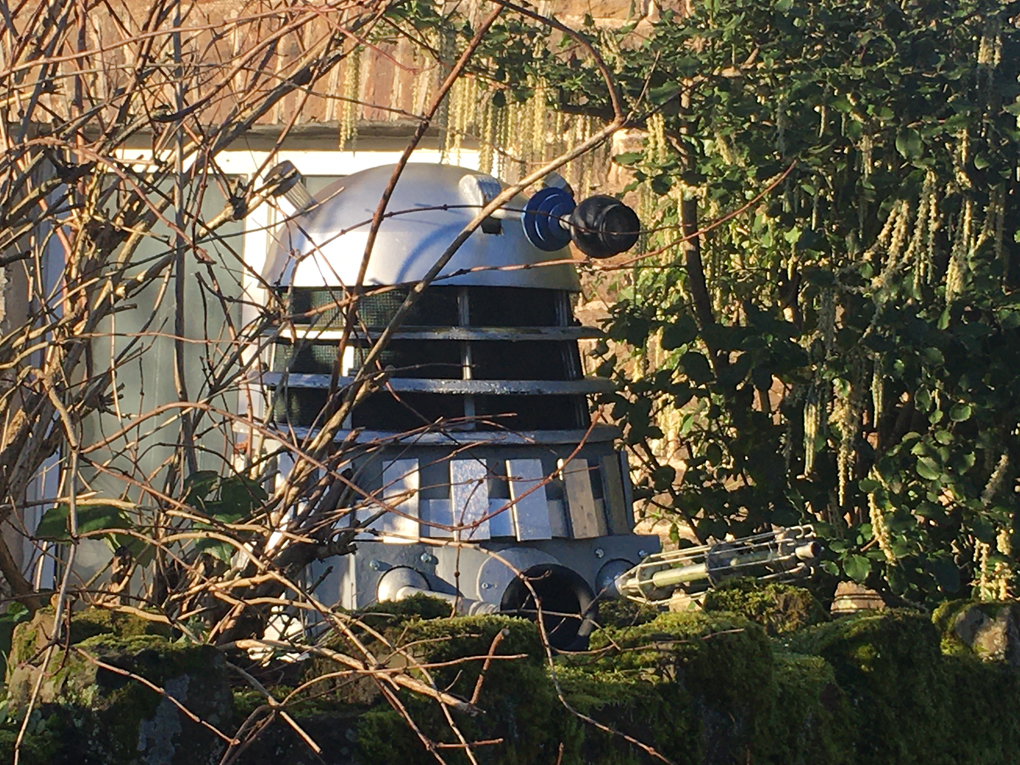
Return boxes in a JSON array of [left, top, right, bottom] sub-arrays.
[[262, 163, 580, 290]]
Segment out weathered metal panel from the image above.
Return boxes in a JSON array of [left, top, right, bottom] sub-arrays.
[[601, 453, 631, 534], [487, 498, 515, 538], [562, 459, 606, 539], [422, 498, 453, 539], [380, 459, 420, 540], [506, 458, 552, 541], [451, 459, 490, 541]]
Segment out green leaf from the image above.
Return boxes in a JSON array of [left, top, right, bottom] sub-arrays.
[[931, 558, 961, 593], [661, 315, 698, 350], [218, 475, 267, 517], [680, 351, 713, 384], [859, 478, 881, 493], [844, 554, 871, 583], [184, 470, 219, 505], [648, 82, 682, 104], [949, 403, 972, 422], [706, 443, 724, 466], [916, 456, 941, 481], [652, 465, 677, 490], [194, 537, 236, 565], [895, 128, 923, 159], [613, 152, 644, 167], [35, 503, 127, 540]]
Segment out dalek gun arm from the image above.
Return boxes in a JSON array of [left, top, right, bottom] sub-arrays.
[[609, 525, 822, 607]]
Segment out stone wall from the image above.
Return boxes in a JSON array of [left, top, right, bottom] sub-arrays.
[[6, 588, 1020, 764]]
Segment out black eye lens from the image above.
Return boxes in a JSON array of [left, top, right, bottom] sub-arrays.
[[569, 196, 640, 258]]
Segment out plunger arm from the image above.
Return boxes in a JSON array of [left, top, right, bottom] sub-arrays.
[[609, 525, 822, 606]]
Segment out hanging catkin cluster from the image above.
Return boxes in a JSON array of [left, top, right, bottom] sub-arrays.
[[910, 171, 939, 292], [477, 94, 498, 175], [832, 370, 865, 509], [868, 481, 897, 563], [945, 196, 972, 302], [803, 382, 822, 475], [435, 21, 457, 156], [871, 356, 884, 427], [974, 539, 1011, 602], [339, 45, 362, 150], [993, 527, 1013, 600], [976, 452, 1013, 600], [646, 112, 668, 165], [444, 73, 478, 162], [867, 199, 911, 294]]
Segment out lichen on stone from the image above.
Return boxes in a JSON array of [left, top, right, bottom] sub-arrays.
[[702, 578, 828, 635]]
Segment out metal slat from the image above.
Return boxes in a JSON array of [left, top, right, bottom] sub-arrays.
[[601, 453, 632, 534], [451, 459, 490, 541], [261, 373, 614, 396], [380, 459, 420, 541], [270, 424, 621, 446], [506, 458, 552, 541], [487, 498, 515, 538], [422, 498, 452, 539], [547, 499, 569, 538], [268, 326, 604, 342], [562, 459, 606, 539]]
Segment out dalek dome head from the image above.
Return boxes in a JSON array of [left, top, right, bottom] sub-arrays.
[[262, 162, 583, 291]]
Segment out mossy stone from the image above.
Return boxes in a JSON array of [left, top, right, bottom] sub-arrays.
[[7, 607, 171, 673], [355, 615, 564, 764], [752, 651, 854, 765], [302, 594, 458, 705], [786, 610, 951, 765], [585, 610, 774, 763], [556, 664, 695, 765], [226, 708, 362, 764], [595, 598, 660, 629], [702, 578, 828, 636], [933, 599, 1020, 666], [6, 628, 232, 764]]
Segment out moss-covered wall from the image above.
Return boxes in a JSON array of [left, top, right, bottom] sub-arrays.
[[5, 588, 1020, 764]]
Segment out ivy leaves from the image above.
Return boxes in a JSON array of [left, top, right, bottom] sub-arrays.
[[34, 471, 266, 566]]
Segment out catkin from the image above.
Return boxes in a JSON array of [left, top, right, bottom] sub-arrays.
[[339, 46, 362, 150], [803, 385, 820, 475], [529, 78, 547, 163], [647, 112, 667, 164], [871, 357, 884, 426], [995, 527, 1013, 600], [869, 491, 896, 563], [818, 289, 837, 353], [982, 452, 1010, 506], [860, 134, 873, 180], [976, 540, 993, 600], [479, 96, 495, 175], [946, 197, 972, 302]]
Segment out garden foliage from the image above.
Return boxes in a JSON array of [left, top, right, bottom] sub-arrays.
[[488, 0, 1020, 604]]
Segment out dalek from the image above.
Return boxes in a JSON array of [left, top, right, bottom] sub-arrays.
[[260, 162, 818, 648]]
